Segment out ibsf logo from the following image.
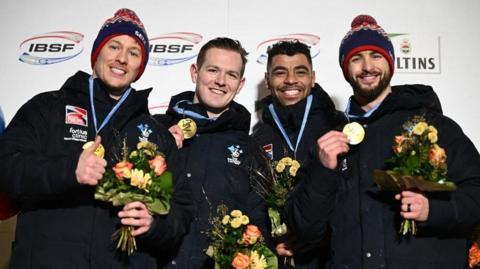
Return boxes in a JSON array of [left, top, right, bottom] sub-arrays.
[[148, 32, 202, 66], [19, 31, 84, 65], [256, 33, 321, 65]]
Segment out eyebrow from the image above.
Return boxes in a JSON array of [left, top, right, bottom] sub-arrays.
[[206, 64, 241, 76], [271, 65, 310, 72]]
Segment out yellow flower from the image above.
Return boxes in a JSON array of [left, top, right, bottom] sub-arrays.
[[231, 217, 243, 229], [240, 215, 249, 225], [222, 215, 230, 225], [137, 141, 157, 156], [412, 122, 428, 135], [428, 125, 438, 135], [289, 166, 298, 177], [280, 157, 293, 166], [230, 210, 243, 218], [130, 169, 152, 190], [250, 250, 267, 269], [137, 141, 150, 150], [129, 150, 138, 159], [428, 131, 438, 143], [276, 162, 286, 173], [291, 160, 301, 169]]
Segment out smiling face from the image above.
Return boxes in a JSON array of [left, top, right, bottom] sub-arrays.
[[192, 48, 245, 118], [347, 50, 392, 106], [266, 53, 315, 106], [92, 35, 142, 98]]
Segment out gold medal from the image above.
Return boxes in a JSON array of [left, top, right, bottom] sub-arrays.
[[343, 122, 365, 145], [177, 118, 197, 139], [82, 141, 105, 158]]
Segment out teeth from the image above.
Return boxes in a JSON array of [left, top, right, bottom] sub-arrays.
[[111, 67, 126, 75], [210, 88, 225, 94], [282, 89, 301, 96]]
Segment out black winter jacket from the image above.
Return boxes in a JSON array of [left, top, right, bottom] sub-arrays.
[[0, 71, 193, 268], [252, 84, 339, 268], [155, 91, 268, 269], [285, 85, 480, 269], [252, 84, 339, 169]]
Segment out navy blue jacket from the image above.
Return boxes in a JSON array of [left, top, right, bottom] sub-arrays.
[[252, 84, 339, 269], [0, 71, 193, 268], [285, 85, 480, 269], [155, 91, 268, 269]]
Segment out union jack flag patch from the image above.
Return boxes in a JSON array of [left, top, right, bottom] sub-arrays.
[[65, 105, 88, 127]]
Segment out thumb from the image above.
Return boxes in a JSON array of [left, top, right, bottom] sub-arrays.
[[83, 135, 102, 153]]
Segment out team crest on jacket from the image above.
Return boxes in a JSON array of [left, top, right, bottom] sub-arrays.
[[137, 123, 152, 142], [227, 145, 243, 165], [262, 144, 273, 160], [65, 105, 87, 127]]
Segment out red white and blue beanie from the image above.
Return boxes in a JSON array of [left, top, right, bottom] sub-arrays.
[[339, 15, 395, 79], [91, 8, 149, 81]]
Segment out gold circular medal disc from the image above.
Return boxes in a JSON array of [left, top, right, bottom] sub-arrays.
[[342, 122, 365, 145], [178, 118, 197, 139], [82, 141, 105, 158]]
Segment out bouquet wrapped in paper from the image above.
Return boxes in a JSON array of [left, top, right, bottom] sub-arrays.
[[94, 140, 173, 254], [251, 157, 300, 238], [206, 205, 277, 269], [374, 115, 456, 235]]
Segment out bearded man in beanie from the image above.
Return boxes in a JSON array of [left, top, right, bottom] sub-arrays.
[[0, 9, 192, 268], [284, 14, 480, 268]]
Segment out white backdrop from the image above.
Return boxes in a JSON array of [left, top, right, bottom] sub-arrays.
[[1, 0, 479, 149]]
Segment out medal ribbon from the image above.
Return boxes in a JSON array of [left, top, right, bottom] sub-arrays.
[[344, 97, 381, 122], [172, 100, 216, 121], [89, 76, 131, 135], [268, 94, 312, 155]]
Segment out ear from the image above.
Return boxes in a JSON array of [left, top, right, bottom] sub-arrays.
[[311, 70, 316, 88], [190, 64, 198, 83], [236, 78, 246, 95], [264, 72, 270, 90]]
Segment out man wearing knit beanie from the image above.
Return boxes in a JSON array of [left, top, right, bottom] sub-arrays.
[[0, 8, 192, 268], [285, 14, 480, 269]]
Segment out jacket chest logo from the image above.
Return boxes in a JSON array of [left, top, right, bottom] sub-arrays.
[[262, 143, 273, 160], [65, 105, 87, 127], [137, 123, 152, 142], [227, 144, 243, 165]]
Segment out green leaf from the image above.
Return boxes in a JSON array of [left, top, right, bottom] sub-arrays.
[[158, 171, 173, 194], [146, 198, 171, 215]]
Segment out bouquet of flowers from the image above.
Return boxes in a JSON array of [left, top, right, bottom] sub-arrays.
[[206, 205, 277, 269], [94, 140, 173, 254], [250, 157, 300, 238], [374, 115, 456, 235]]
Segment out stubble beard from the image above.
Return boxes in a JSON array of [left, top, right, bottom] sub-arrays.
[[348, 71, 392, 105]]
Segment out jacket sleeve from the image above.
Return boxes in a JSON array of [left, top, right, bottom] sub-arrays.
[[0, 94, 81, 200], [137, 122, 193, 251], [283, 161, 339, 246], [423, 116, 480, 232]]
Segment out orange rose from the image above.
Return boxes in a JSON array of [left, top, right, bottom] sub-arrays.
[[469, 242, 480, 268], [428, 144, 446, 167], [112, 161, 133, 180], [394, 135, 406, 146], [231, 252, 250, 269], [149, 155, 167, 176], [242, 224, 262, 245]]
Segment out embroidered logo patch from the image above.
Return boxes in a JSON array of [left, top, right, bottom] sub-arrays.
[[65, 105, 87, 127], [227, 145, 243, 165], [262, 144, 273, 160], [137, 123, 152, 142]]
